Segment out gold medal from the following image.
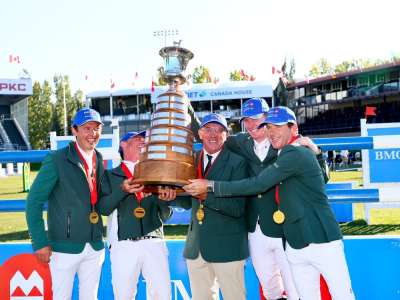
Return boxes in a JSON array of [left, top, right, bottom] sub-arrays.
[[134, 207, 146, 219], [196, 207, 205, 224], [89, 211, 99, 224], [273, 209, 285, 224]]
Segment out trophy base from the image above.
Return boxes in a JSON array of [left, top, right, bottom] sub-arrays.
[[133, 159, 195, 195], [131, 179, 187, 194]]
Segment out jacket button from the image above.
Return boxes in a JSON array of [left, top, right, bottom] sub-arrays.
[[258, 194, 262, 198]]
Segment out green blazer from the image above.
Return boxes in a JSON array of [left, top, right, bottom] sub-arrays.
[[176, 147, 249, 263], [225, 133, 283, 237], [98, 165, 172, 240], [214, 145, 342, 250], [26, 142, 105, 254]]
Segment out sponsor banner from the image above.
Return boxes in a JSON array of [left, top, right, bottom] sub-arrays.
[[361, 120, 400, 187], [0, 79, 33, 96], [151, 84, 272, 103], [1, 239, 400, 299], [0, 253, 52, 300]]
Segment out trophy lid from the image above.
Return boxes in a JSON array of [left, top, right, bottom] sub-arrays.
[[159, 46, 194, 84]]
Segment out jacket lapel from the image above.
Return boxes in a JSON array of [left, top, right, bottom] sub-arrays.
[[206, 148, 230, 179], [264, 146, 278, 163]]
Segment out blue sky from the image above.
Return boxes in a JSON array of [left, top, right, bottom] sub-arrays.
[[1, 0, 399, 92]]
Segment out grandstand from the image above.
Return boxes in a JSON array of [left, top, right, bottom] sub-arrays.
[[0, 78, 32, 150], [87, 81, 272, 135], [284, 61, 400, 137]]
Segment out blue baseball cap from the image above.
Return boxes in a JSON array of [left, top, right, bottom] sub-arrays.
[[259, 106, 296, 127], [200, 113, 228, 131], [240, 97, 269, 122], [120, 131, 146, 142], [72, 108, 103, 127], [119, 131, 146, 157]]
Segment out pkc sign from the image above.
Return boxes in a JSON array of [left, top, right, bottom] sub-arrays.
[[0, 79, 32, 95]]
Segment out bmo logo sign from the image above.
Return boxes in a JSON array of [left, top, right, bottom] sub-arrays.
[[0, 79, 32, 95], [0, 254, 52, 300]]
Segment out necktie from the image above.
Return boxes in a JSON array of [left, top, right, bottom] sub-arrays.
[[204, 154, 213, 175]]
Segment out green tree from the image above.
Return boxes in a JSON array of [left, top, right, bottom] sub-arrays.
[[192, 65, 212, 84], [334, 60, 352, 73], [155, 66, 167, 86], [281, 57, 296, 83], [54, 75, 74, 135], [229, 69, 255, 81], [28, 81, 53, 149], [308, 58, 333, 77], [73, 90, 84, 111]]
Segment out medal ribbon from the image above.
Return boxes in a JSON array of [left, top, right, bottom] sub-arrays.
[[195, 150, 218, 203], [74, 142, 97, 206], [196, 150, 218, 179], [120, 162, 144, 202], [274, 135, 300, 206]]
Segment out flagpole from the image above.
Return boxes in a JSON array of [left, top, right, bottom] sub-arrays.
[[62, 80, 67, 136], [136, 91, 140, 131], [109, 92, 113, 119]]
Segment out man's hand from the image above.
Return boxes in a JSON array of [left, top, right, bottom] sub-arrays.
[[183, 179, 209, 196], [121, 178, 145, 194], [158, 186, 177, 201], [35, 246, 52, 264], [297, 136, 321, 155]]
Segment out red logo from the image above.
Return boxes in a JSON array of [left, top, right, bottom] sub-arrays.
[[0, 254, 52, 300]]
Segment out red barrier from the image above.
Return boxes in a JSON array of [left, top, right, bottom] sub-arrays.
[[259, 275, 332, 299]]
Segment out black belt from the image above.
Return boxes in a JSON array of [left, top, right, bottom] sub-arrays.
[[124, 236, 160, 242]]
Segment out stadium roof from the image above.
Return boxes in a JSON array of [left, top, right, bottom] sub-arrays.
[[288, 61, 400, 89]]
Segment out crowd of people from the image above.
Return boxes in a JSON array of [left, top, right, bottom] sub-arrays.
[[299, 101, 400, 135], [26, 102, 356, 300]]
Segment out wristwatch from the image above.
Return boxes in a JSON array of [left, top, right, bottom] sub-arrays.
[[207, 180, 214, 192]]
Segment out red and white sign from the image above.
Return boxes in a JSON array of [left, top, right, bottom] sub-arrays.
[[0, 79, 33, 96], [0, 254, 52, 300]]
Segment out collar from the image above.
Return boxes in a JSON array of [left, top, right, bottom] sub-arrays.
[[203, 149, 222, 162], [122, 160, 138, 174], [253, 137, 270, 149], [75, 142, 94, 162]]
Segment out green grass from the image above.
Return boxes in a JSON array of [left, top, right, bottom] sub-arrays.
[[1, 170, 400, 243]]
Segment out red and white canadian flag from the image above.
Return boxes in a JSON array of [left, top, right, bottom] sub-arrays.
[[9, 55, 21, 64], [272, 66, 282, 76], [151, 78, 155, 93], [110, 79, 115, 89]]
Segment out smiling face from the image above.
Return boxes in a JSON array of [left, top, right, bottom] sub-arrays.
[[72, 121, 102, 153], [242, 114, 268, 142], [120, 135, 145, 162], [198, 122, 227, 154], [266, 123, 298, 149]]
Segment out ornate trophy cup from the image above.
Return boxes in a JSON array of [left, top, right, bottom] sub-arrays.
[[133, 46, 195, 193]]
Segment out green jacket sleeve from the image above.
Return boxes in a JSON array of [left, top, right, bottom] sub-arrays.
[[98, 172, 130, 216], [317, 153, 330, 183], [214, 146, 300, 197], [26, 155, 58, 251], [224, 135, 243, 155]]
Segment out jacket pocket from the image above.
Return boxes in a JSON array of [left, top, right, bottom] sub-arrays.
[[67, 212, 71, 238]]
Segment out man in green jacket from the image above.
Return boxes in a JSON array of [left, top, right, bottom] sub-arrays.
[[26, 108, 106, 300], [168, 113, 249, 300], [98, 131, 172, 300], [184, 107, 355, 300], [224, 97, 299, 300]]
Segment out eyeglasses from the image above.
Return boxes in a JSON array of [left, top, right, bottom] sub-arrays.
[[201, 127, 226, 134]]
